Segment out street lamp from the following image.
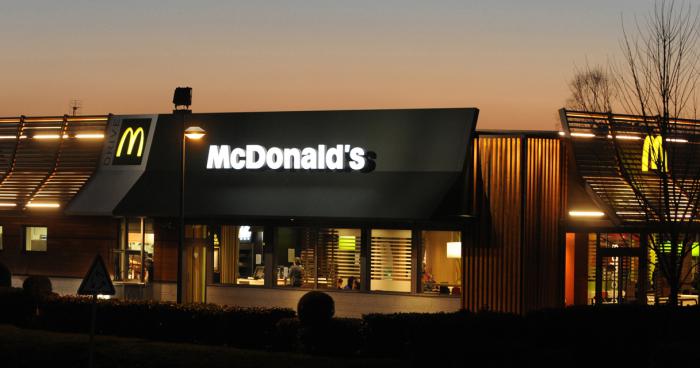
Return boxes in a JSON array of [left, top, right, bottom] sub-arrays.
[[177, 122, 206, 304]]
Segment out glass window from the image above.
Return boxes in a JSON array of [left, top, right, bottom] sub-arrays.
[[371, 229, 412, 292], [274, 227, 362, 290], [113, 218, 154, 283], [421, 230, 461, 295], [214, 225, 265, 286], [25, 226, 48, 252]]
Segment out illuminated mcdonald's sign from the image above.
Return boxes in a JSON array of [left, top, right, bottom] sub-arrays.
[[111, 119, 151, 165], [642, 135, 667, 172], [116, 127, 145, 158]]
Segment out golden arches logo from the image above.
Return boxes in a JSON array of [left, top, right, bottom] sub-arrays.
[[115, 127, 145, 158], [642, 135, 667, 172]]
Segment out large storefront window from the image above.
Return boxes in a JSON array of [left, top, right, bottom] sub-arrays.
[[421, 230, 461, 295], [113, 218, 154, 283], [371, 229, 412, 292], [213, 225, 265, 286], [274, 227, 362, 290]]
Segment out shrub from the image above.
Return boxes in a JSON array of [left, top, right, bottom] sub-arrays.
[[22, 275, 53, 299], [297, 291, 334, 326], [0, 262, 11, 288], [35, 297, 295, 349], [298, 317, 362, 356], [0, 287, 33, 324], [272, 317, 301, 351]]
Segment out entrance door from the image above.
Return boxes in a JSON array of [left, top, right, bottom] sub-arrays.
[[184, 239, 208, 303], [594, 233, 647, 305], [596, 251, 641, 304]]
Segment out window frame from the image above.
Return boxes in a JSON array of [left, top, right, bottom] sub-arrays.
[[23, 225, 48, 252]]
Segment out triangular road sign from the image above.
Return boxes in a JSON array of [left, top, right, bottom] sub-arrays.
[[78, 255, 116, 295]]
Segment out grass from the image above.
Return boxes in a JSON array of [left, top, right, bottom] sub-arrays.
[[0, 324, 404, 368]]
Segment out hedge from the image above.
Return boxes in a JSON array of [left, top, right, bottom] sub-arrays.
[[3, 287, 700, 364], [0, 288, 295, 349]]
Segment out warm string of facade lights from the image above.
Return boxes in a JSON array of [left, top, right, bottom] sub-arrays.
[[0, 116, 108, 210], [559, 131, 690, 143]]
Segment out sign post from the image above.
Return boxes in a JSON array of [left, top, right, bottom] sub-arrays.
[[77, 255, 115, 368]]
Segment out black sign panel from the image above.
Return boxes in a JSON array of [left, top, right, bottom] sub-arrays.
[[116, 108, 477, 220], [112, 119, 151, 165]]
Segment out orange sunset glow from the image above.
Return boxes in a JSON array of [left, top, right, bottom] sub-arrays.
[[1, 0, 644, 130]]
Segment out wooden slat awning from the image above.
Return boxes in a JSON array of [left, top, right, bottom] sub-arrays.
[[560, 109, 700, 224], [0, 115, 109, 213]]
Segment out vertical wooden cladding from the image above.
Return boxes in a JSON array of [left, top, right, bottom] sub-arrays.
[[466, 137, 522, 313], [0, 216, 118, 278], [466, 135, 564, 314], [523, 138, 563, 312]]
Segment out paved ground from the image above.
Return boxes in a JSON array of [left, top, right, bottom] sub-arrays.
[[0, 325, 403, 368]]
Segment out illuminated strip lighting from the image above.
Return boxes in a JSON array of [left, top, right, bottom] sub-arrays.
[[0, 203, 17, 207], [0, 118, 21, 123], [26, 203, 60, 208], [67, 117, 109, 122], [75, 133, 105, 139], [607, 134, 641, 140], [569, 210, 605, 217], [666, 138, 688, 143], [24, 118, 63, 123], [0, 135, 27, 139], [570, 132, 595, 138], [24, 126, 61, 130], [33, 134, 61, 139], [558, 131, 566, 136]]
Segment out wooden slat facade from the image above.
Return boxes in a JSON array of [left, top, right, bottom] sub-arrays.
[[465, 134, 565, 313], [0, 215, 118, 278]]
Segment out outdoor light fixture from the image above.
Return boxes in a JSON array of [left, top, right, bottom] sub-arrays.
[[570, 132, 595, 138], [607, 134, 641, 140], [33, 134, 61, 139], [75, 133, 105, 139], [173, 87, 192, 110], [184, 126, 206, 140], [569, 210, 604, 217], [446, 241, 462, 259], [26, 202, 60, 208]]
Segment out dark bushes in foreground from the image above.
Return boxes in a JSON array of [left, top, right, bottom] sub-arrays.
[[2, 288, 700, 364], [0, 289, 294, 349]]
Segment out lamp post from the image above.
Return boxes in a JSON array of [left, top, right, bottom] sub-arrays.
[[177, 125, 206, 304], [176, 122, 206, 304]]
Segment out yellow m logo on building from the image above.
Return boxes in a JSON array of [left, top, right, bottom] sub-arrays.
[[116, 127, 145, 158], [642, 135, 668, 172]]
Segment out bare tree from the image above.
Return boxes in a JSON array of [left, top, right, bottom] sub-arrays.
[[611, 0, 700, 306], [566, 63, 615, 113]]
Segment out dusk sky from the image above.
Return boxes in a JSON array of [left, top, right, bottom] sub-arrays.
[[1, 0, 645, 130]]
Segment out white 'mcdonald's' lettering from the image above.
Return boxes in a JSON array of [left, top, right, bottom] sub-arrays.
[[206, 144, 369, 171]]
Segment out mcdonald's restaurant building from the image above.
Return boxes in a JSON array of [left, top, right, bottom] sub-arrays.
[[3, 107, 693, 317]]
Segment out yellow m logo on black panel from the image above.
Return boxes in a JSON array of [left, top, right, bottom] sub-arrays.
[[112, 119, 151, 165], [116, 127, 145, 158]]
